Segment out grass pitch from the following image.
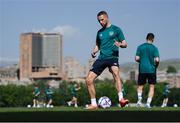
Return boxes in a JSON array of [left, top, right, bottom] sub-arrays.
[[0, 106, 180, 122], [0, 106, 180, 112]]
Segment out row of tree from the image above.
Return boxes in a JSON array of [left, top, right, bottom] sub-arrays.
[[0, 79, 179, 107]]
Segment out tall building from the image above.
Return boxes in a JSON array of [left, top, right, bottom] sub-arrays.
[[19, 32, 64, 81], [64, 56, 86, 82]]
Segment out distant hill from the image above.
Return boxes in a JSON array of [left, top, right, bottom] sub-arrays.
[[120, 58, 180, 73], [0, 60, 18, 68], [158, 58, 180, 71], [120, 62, 138, 73], [0, 58, 180, 72]]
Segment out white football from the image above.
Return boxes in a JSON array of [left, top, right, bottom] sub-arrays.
[[173, 104, 178, 107], [27, 105, 31, 108], [98, 96, 111, 109], [46, 104, 50, 108]]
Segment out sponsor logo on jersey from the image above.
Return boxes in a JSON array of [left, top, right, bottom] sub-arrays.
[[109, 31, 114, 36]]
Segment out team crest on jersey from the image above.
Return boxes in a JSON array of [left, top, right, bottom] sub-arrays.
[[109, 31, 114, 36], [99, 33, 103, 37]]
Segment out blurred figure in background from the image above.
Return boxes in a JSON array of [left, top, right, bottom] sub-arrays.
[[33, 83, 40, 107], [135, 33, 160, 108], [67, 82, 81, 108], [45, 82, 54, 108], [161, 84, 170, 107]]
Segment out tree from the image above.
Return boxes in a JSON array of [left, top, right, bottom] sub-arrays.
[[166, 65, 177, 73]]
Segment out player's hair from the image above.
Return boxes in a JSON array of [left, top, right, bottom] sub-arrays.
[[97, 11, 108, 17], [146, 33, 154, 41]]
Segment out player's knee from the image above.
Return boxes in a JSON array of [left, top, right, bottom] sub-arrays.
[[149, 84, 155, 91], [112, 72, 119, 78], [149, 84, 154, 88], [86, 78, 93, 86]]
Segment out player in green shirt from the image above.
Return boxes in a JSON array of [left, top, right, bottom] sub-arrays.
[[45, 83, 53, 108], [33, 83, 40, 108], [85, 11, 129, 110], [135, 33, 160, 108], [67, 82, 81, 108], [161, 84, 170, 107]]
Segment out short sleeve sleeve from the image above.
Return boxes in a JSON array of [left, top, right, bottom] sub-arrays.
[[117, 27, 125, 42], [136, 46, 140, 56], [154, 47, 159, 58], [96, 32, 100, 47]]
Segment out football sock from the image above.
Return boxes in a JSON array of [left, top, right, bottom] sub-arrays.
[[118, 91, 123, 101], [146, 97, 152, 105], [137, 92, 142, 102], [91, 98, 97, 106]]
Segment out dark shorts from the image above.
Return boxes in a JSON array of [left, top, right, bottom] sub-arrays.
[[90, 58, 119, 76], [33, 96, 39, 100], [46, 95, 52, 101], [138, 73, 157, 85], [163, 94, 168, 99], [72, 92, 77, 98]]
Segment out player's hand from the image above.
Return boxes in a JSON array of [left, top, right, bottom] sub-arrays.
[[91, 52, 96, 58], [114, 41, 122, 47]]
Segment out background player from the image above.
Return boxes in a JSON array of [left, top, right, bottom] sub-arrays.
[[67, 82, 81, 108], [32, 83, 40, 108], [161, 83, 170, 107], [45, 82, 54, 108], [135, 33, 160, 108]]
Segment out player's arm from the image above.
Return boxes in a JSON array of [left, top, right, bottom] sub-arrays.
[[91, 45, 99, 58], [114, 40, 127, 48], [154, 47, 160, 68], [35, 91, 40, 96], [114, 27, 127, 48], [91, 41, 99, 58], [166, 89, 170, 93], [120, 40, 127, 48], [135, 46, 140, 62], [135, 56, 140, 63], [77, 86, 81, 91], [154, 57, 160, 67], [46, 89, 53, 94]]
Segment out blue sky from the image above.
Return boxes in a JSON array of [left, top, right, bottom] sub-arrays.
[[0, 0, 179, 65]]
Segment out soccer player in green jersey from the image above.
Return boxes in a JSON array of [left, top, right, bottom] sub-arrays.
[[45, 83, 53, 108], [85, 11, 129, 110], [67, 82, 81, 108], [135, 33, 160, 108], [161, 84, 170, 107], [33, 83, 40, 107]]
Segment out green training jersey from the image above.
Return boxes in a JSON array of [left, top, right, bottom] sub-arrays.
[[136, 43, 159, 73], [70, 84, 76, 95], [96, 25, 125, 60], [34, 87, 40, 97], [163, 85, 170, 96], [45, 87, 53, 99]]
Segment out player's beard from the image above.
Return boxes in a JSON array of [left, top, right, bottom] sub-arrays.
[[101, 20, 110, 28], [100, 22, 105, 27]]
